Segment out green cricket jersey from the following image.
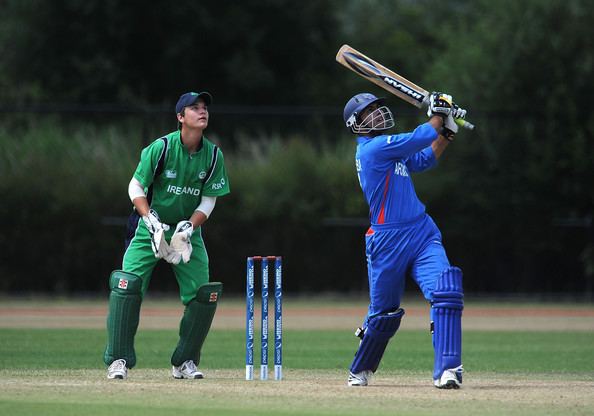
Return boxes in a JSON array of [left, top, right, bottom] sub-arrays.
[[133, 130, 230, 225]]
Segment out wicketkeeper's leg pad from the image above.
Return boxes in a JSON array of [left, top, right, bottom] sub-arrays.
[[171, 282, 223, 367], [104, 270, 142, 368], [350, 308, 404, 374], [431, 266, 464, 380]]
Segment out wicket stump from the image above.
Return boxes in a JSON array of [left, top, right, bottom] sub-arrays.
[[246, 256, 282, 381]]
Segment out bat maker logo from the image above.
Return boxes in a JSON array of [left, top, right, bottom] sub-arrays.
[[382, 76, 424, 103], [344, 51, 424, 103]]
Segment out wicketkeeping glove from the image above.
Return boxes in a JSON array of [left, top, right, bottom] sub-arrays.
[[427, 92, 453, 118], [166, 220, 194, 265], [142, 209, 171, 258]]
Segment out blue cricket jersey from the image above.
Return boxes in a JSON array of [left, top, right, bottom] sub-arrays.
[[355, 122, 438, 226]]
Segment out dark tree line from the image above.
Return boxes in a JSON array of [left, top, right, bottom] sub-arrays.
[[1, 0, 593, 295]]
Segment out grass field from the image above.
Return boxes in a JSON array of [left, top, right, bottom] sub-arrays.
[[1, 297, 593, 415]]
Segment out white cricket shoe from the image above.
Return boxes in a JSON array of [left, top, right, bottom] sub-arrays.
[[347, 370, 372, 386], [434, 365, 463, 389], [172, 360, 204, 379], [107, 359, 128, 380]]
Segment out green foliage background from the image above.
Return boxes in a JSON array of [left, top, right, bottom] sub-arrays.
[[1, 0, 593, 294]]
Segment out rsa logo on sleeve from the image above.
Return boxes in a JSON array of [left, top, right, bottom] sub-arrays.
[[211, 178, 226, 190]]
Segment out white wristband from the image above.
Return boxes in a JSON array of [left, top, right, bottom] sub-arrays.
[[195, 196, 217, 218], [128, 177, 146, 202]]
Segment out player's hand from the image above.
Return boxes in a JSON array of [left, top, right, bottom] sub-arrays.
[[142, 209, 171, 258], [427, 92, 453, 118], [166, 220, 193, 264]]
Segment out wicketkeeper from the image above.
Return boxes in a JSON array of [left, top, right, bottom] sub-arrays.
[[343, 92, 466, 389], [104, 91, 230, 380]]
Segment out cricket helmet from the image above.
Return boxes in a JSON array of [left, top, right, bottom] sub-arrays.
[[343, 93, 394, 134]]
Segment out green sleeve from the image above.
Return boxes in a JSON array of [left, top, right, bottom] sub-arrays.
[[202, 149, 230, 197], [132, 139, 166, 188]]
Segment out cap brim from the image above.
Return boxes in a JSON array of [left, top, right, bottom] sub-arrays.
[[195, 92, 212, 106]]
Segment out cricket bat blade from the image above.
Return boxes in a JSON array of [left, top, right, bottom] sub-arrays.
[[336, 44, 475, 131]]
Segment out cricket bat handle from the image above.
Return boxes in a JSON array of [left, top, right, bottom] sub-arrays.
[[420, 97, 475, 130], [455, 118, 475, 130]]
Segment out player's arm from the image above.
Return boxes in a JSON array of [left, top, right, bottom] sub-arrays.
[[369, 122, 438, 161], [426, 92, 463, 159], [126, 137, 168, 219], [182, 147, 227, 230], [406, 146, 437, 172], [430, 135, 450, 160], [406, 121, 451, 171], [427, 113, 450, 159], [189, 196, 217, 228], [128, 177, 150, 215], [128, 177, 171, 258], [428, 114, 444, 131], [130, 137, 167, 211]]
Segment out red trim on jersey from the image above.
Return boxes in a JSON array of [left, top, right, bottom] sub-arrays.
[[376, 172, 391, 224], [366, 227, 375, 236]]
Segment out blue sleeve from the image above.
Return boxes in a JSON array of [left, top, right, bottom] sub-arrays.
[[405, 146, 437, 172], [365, 122, 438, 161]]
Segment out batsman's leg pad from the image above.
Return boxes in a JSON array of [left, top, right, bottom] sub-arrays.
[[104, 270, 142, 368], [171, 282, 223, 367], [431, 266, 464, 380], [350, 308, 404, 374]]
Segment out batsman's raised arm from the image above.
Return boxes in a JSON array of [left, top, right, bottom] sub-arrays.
[[425, 91, 462, 159]]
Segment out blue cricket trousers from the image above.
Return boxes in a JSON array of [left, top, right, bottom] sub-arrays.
[[363, 213, 450, 325]]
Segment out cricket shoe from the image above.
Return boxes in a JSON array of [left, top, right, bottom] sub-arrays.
[[107, 359, 128, 380], [347, 370, 372, 386], [434, 365, 463, 389], [172, 360, 204, 379]]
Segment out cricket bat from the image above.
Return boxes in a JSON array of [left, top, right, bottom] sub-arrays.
[[336, 44, 475, 130]]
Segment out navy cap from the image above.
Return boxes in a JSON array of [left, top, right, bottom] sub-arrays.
[[175, 91, 213, 114]]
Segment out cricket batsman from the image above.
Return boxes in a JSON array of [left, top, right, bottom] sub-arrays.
[[104, 91, 230, 380], [343, 92, 466, 388]]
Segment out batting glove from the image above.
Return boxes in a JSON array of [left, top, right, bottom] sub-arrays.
[[452, 103, 467, 120], [442, 114, 458, 141], [427, 92, 453, 118], [142, 209, 171, 258]]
